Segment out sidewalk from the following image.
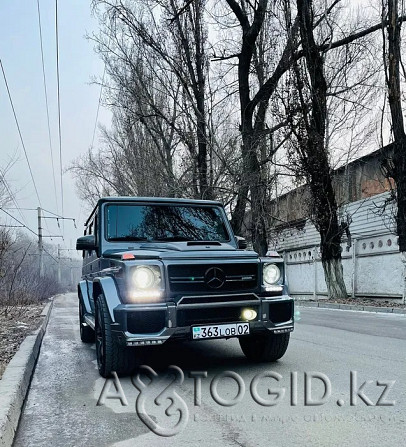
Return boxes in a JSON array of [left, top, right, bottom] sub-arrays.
[[296, 299, 406, 314]]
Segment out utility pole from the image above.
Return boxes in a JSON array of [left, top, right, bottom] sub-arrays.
[[57, 244, 61, 284], [37, 206, 44, 277]]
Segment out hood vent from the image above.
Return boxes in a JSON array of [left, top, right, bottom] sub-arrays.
[[186, 241, 222, 246]]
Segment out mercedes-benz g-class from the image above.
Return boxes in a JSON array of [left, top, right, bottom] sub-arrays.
[[76, 197, 294, 377]]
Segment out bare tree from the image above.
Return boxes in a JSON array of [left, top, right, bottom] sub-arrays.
[[91, 0, 213, 199], [0, 232, 62, 315], [381, 0, 406, 255], [223, 0, 406, 256], [286, 0, 348, 298]]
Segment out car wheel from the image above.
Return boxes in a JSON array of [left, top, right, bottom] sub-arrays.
[[239, 332, 290, 362], [79, 296, 95, 343], [95, 293, 142, 378]]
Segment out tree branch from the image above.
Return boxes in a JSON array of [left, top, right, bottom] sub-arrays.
[[225, 0, 250, 31], [169, 0, 195, 24]]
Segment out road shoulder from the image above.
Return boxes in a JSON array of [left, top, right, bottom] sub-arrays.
[[0, 299, 54, 447]]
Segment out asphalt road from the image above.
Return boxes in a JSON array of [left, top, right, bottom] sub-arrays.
[[14, 293, 406, 447]]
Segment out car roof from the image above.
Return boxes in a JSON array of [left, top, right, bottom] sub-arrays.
[[85, 196, 224, 225], [98, 196, 223, 206]]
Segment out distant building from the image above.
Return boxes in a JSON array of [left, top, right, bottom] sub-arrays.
[[269, 144, 405, 302]]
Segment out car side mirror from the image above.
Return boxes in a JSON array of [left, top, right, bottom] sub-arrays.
[[76, 235, 97, 251], [235, 236, 247, 249]]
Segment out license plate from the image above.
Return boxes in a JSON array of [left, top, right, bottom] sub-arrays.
[[192, 323, 250, 340]]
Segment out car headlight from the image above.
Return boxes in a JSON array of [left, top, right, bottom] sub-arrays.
[[132, 266, 161, 290], [263, 263, 281, 285]]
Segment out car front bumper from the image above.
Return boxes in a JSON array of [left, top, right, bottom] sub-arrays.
[[111, 293, 294, 346]]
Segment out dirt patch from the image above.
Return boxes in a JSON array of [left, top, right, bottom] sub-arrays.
[[305, 297, 406, 309], [0, 303, 47, 379]]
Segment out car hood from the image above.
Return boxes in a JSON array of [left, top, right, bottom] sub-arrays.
[[103, 242, 259, 261]]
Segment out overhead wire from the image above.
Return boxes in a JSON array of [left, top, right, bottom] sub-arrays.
[[43, 246, 58, 264], [2, 207, 38, 211], [0, 7, 74, 247], [41, 207, 65, 218], [90, 66, 106, 151], [1, 4, 86, 249], [0, 59, 58, 238], [0, 171, 30, 227], [51, 0, 67, 248], [55, 0, 64, 227], [0, 59, 43, 207], [0, 62, 58, 239], [36, 0, 59, 214], [0, 208, 38, 237]]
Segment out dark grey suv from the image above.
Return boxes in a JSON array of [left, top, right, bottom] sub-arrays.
[[76, 197, 294, 377]]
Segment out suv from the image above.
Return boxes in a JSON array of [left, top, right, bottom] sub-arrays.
[[76, 197, 294, 377]]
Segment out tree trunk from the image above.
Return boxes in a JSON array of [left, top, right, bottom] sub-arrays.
[[394, 157, 406, 252], [308, 153, 347, 299], [322, 258, 347, 299], [243, 131, 268, 255], [225, 0, 269, 254], [193, 0, 211, 200], [171, 0, 211, 200], [384, 0, 406, 252], [230, 183, 249, 236], [297, 0, 347, 298]]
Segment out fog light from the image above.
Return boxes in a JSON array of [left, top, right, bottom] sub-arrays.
[[241, 308, 257, 321]]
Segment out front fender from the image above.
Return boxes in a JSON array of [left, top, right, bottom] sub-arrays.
[[93, 276, 121, 322], [78, 280, 92, 313]]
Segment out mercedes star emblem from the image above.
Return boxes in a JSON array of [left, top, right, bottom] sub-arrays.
[[204, 267, 226, 289]]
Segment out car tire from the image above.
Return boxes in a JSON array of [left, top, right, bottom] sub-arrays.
[[95, 294, 142, 378], [239, 332, 290, 362], [79, 296, 95, 343]]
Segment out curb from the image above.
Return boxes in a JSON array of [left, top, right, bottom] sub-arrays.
[[0, 298, 55, 447], [296, 301, 406, 315]]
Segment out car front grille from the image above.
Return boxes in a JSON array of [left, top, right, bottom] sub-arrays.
[[168, 262, 258, 294]]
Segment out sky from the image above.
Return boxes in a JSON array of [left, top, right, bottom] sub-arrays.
[[0, 0, 111, 257]]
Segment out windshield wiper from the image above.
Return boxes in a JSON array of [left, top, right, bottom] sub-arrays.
[[109, 236, 148, 241]]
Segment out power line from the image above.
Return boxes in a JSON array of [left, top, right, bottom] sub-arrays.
[[55, 0, 64, 226], [0, 171, 30, 227], [0, 208, 38, 237], [0, 65, 53, 238], [2, 207, 38, 211], [41, 207, 65, 218], [0, 59, 43, 207], [90, 66, 106, 150], [36, 0, 59, 214], [43, 246, 58, 264], [5, 206, 75, 225], [3, 207, 74, 240]]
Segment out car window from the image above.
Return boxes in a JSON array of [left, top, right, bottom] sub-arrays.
[[105, 204, 230, 242]]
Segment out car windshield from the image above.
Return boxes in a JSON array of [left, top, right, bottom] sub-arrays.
[[105, 203, 230, 242]]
